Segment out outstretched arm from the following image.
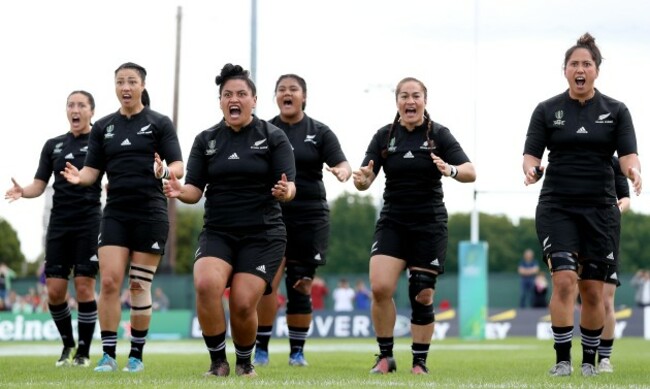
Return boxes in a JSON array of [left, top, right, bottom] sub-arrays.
[[5, 178, 47, 202]]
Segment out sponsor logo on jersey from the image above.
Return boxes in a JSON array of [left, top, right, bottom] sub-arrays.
[[553, 110, 565, 126], [53, 142, 63, 154], [251, 138, 268, 150], [403, 151, 414, 158], [64, 153, 74, 160], [420, 141, 429, 150], [304, 134, 317, 145], [105, 124, 115, 139], [137, 124, 152, 135], [596, 112, 613, 124], [228, 153, 240, 160], [205, 140, 217, 155], [576, 127, 588, 134], [256, 265, 266, 274], [121, 138, 132, 146]]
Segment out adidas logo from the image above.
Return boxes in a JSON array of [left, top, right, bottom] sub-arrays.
[[121, 138, 132, 146], [403, 151, 414, 158], [65, 153, 75, 160], [598, 113, 611, 121], [256, 265, 266, 274], [606, 252, 614, 260], [576, 127, 588, 134], [610, 272, 618, 280], [228, 153, 239, 160], [151, 242, 160, 250], [89, 254, 98, 262], [430, 258, 440, 266], [314, 253, 322, 261]]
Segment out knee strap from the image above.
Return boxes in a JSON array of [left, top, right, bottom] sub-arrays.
[[129, 264, 156, 316], [409, 270, 436, 325], [285, 264, 315, 315], [547, 251, 578, 273]]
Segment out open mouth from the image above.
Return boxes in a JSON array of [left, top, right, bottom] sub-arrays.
[[71, 116, 80, 124], [283, 98, 293, 107], [229, 106, 241, 118], [575, 76, 586, 87], [405, 108, 417, 115]]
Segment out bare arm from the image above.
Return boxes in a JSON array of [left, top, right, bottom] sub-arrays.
[[352, 160, 376, 191], [619, 154, 642, 196], [523, 154, 544, 186], [326, 160, 352, 183], [162, 171, 203, 204], [5, 178, 47, 202]]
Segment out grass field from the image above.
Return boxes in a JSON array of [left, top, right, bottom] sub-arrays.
[[0, 337, 649, 388]]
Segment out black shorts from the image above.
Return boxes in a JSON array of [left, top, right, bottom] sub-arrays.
[[535, 202, 620, 266], [285, 219, 329, 266], [371, 209, 448, 274], [195, 227, 286, 290], [45, 224, 99, 279], [99, 216, 168, 255]]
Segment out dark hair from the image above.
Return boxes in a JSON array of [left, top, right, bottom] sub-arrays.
[[564, 32, 603, 70], [115, 62, 150, 106], [275, 74, 307, 110], [215, 63, 256, 96], [381, 77, 432, 158], [67, 90, 95, 111]]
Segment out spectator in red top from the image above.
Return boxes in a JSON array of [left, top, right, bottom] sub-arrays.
[[310, 276, 329, 310]]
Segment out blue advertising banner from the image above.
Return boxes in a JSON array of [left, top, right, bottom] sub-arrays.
[[458, 241, 489, 340]]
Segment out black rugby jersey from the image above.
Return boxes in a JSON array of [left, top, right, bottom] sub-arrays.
[[35, 132, 102, 227], [524, 90, 637, 205], [185, 116, 296, 230], [362, 121, 470, 220], [85, 107, 183, 220], [269, 114, 347, 219]]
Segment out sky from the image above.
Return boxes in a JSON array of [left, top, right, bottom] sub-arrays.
[[0, 0, 648, 261]]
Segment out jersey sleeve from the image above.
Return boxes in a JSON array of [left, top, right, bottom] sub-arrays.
[[436, 125, 471, 165], [320, 126, 347, 167], [270, 126, 296, 182], [156, 116, 183, 164], [523, 104, 547, 158], [84, 124, 107, 170], [615, 103, 638, 157], [34, 139, 53, 183], [361, 127, 385, 176], [184, 133, 208, 191]]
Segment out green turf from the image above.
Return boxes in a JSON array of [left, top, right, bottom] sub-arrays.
[[0, 337, 648, 388]]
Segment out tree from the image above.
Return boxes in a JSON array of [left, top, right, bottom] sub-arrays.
[[327, 191, 377, 274], [0, 218, 26, 271], [173, 207, 204, 274]]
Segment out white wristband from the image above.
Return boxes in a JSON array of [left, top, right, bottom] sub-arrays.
[[449, 165, 458, 178]]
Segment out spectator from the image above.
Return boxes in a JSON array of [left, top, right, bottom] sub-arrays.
[[0, 262, 16, 303], [310, 276, 329, 311], [332, 279, 355, 312], [152, 287, 170, 311], [517, 249, 539, 308], [532, 273, 549, 308], [354, 279, 371, 310], [631, 270, 650, 307]]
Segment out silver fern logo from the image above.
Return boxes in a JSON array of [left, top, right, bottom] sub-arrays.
[[553, 110, 565, 126]]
